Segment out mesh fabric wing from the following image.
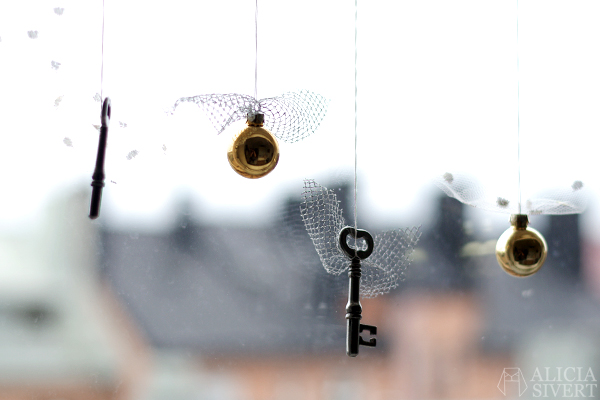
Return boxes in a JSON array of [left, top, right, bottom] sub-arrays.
[[362, 227, 421, 298], [172, 90, 328, 143], [259, 90, 329, 143], [434, 171, 587, 215], [172, 93, 256, 135], [300, 179, 348, 276], [300, 179, 420, 298]]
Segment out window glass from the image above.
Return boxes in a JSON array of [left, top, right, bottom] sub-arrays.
[[1, 1, 600, 399]]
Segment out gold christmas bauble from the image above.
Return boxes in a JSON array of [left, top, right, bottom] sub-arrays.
[[226, 113, 279, 179], [495, 214, 548, 277]]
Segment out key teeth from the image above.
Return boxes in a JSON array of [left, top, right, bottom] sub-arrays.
[[360, 324, 377, 335], [359, 336, 377, 347], [359, 324, 377, 347]]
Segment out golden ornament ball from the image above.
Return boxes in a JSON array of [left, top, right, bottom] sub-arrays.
[[227, 113, 280, 179], [495, 214, 548, 277]]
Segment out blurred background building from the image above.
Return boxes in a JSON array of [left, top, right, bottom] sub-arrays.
[[2, 182, 599, 400]]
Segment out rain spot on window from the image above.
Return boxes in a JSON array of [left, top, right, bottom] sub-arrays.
[[54, 7, 64, 15], [63, 137, 73, 147], [522, 289, 534, 298], [27, 30, 38, 39], [496, 197, 509, 208], [443, 172, 453, 184], [572, 180, 583, 191], [51, 60, 61, 70], [126, 150, 139, 160], [93, 93, 101, 102], [54, 95, 63, 107], [119, 121, 127, 128]]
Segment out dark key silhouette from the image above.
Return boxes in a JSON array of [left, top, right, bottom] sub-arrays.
[[338, 227, 377, 357], [89, 98, 111, 219]]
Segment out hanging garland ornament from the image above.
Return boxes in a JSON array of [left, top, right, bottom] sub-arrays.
[[433, 0, 587, 277], [435, 172, 585, 277], [171, 91, 328, 178], [300, 181, 420, 356], [170, 0, 328, 179]]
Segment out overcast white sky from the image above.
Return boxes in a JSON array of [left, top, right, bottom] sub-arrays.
[[1, 0, 600, 237]]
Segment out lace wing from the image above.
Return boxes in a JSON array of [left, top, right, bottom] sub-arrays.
[[361, 227, 421, 298], [172, 93, 258, 134], [524, 181, 588, 215], [300, 179, 348, 275], [259, 90, 329, 143], [434, 171, 587, 215], [433, 171, 519, 214]]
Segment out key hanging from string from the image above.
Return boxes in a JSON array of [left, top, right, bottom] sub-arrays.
[[300, 0, 420, 358], [170, 0, 329, 179], [433, 0, 588, 277], [300, 180, 421, 357], [89, 0, 111, 219]]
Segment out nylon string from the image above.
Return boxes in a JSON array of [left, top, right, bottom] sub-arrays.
[[516, 0, 521, 214], [100, 0, 105, 101], [353, 0, 358, 251], [254, 0, 258, 100]]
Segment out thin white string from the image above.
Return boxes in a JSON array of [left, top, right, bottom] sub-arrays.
[[100, 0, 105, 101], [254, 0, 258, 100], [516, 0, 522, 214], [353, 0, 358, 250]]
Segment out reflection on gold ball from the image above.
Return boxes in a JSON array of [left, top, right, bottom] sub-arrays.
[[495, 214, 547, 277], [227, 114, 279, 179]]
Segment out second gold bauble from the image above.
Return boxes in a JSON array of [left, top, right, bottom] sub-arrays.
[[495, 214, 547, 277]]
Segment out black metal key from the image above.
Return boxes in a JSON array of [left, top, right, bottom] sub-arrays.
[[89, 97, 111, 220], [338, 226, 377, 357]]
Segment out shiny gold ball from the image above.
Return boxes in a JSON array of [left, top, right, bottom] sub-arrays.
[[495, 214, 548, 277], [226, 114, 279, 179]]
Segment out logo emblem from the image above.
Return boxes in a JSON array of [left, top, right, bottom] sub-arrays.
[[498, 368, 528, 396]]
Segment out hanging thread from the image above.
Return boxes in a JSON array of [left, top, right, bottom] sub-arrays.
[[100, 0, 105, 101], [254, 0, 258, 100], [353, 0, 358, 249], [516, 0, 522, 214]]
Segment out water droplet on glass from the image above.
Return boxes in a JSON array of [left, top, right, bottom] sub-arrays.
[[126, 150, 139, 160], [443, 172, 454, 183], [521, 289, 534, 298], [572, 180, 583, 191], [496, 197, 509, 207]]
